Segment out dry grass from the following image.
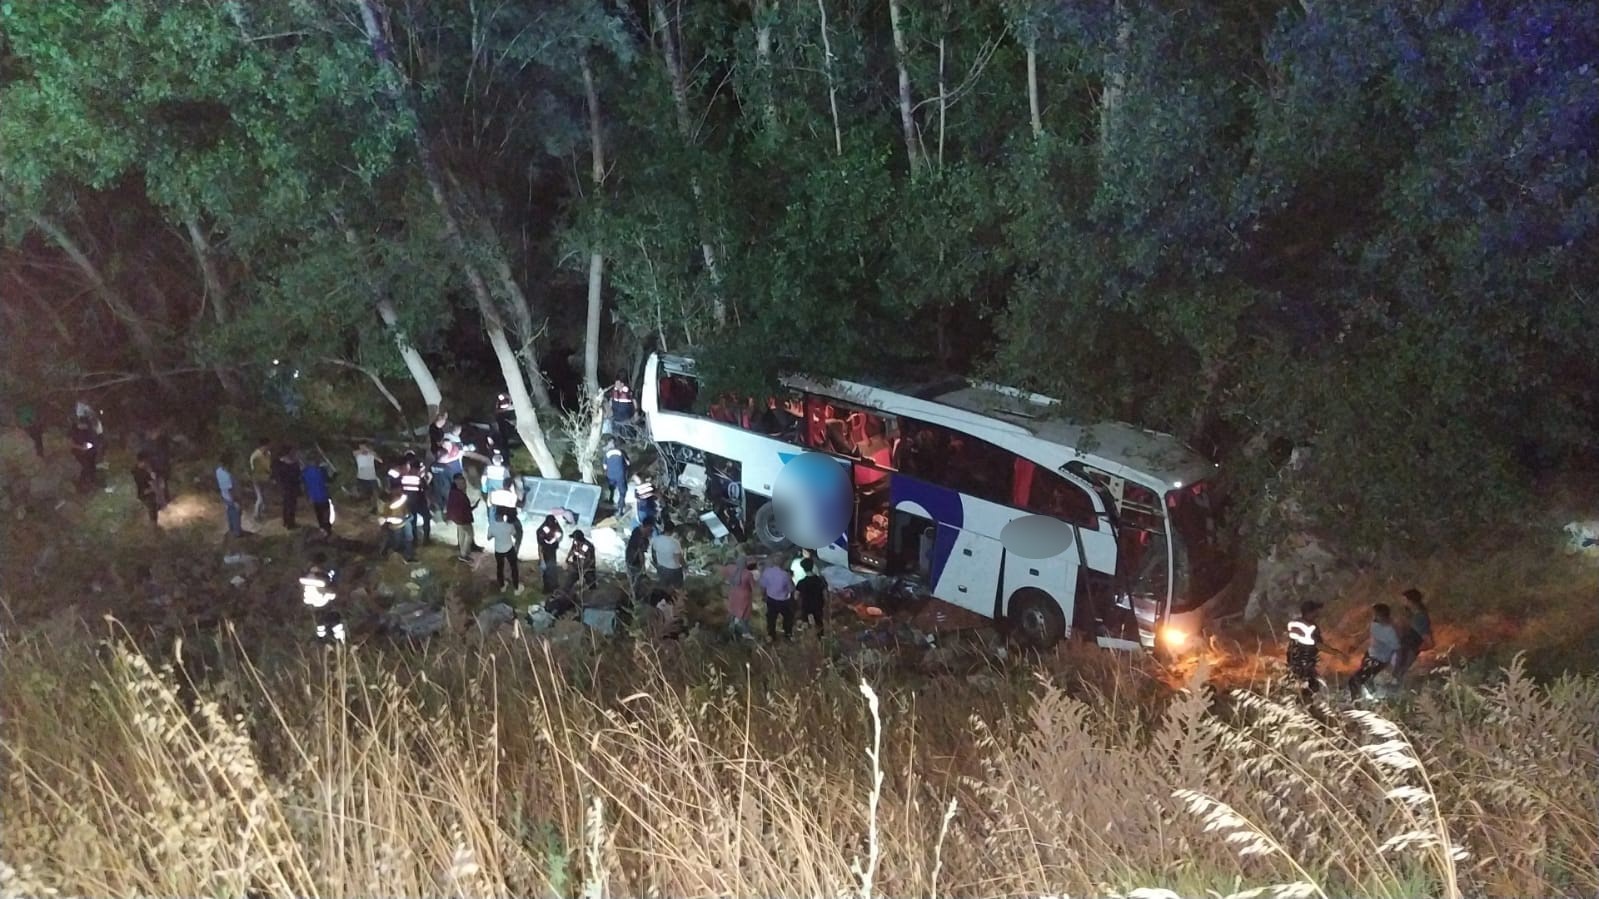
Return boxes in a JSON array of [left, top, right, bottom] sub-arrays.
[[2, 622, 1595, 898]]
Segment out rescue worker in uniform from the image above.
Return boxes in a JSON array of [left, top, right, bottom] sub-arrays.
[[1287, 600, 1344, 700], [391, 451, 432, 545], [566, 529, 597, 593], [377, 483, 415, 562], [603, 438, 629, 508], [300, 555, 345, 645], [607, 378, 636, 441], [536, 513, 564, 592]]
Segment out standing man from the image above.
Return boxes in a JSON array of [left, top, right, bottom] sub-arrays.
[[132, 453, 161, 527], [377, 483, 415, 562], [536, 514, 564, 592], [274, 446, 302, 530], [493, 393, 516, 452], [607, 378, 636, 441], [650, 520, 686, 589], [216, 453, 244, 539], [626, 518, 655, 591], [248, 437, 273, 524], [1286, 600, 1343, 701], [488, 507, 522, 594], [759, 558, 796, 641], [352, 442, 381, 512], [302, 452, 335, 538], [795, 557, 829, 637], [428, 409, 450, 458], [603, 438, 629, 509], [16, 401, 44, 458], [392, 451, 432, 546], [1349, 603, 1401, 701], [566, 530, 597, 593], [1393, 589, 1434, 681], [300, 554, 345, 644], [68, 415, 99, 493], [482, 451, 511, 494], [630, 476, 659, 530], [144, 425, 173, 510], [446, 473, 477, 563]]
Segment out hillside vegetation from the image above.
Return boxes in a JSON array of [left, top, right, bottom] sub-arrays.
[[2, 627, 1596, 898]]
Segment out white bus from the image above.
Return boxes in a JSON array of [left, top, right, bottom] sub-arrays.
[[641, 353, 1239, 652]]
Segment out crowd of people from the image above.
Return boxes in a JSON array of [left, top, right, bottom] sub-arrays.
[[1286, 588, 1436, 703]]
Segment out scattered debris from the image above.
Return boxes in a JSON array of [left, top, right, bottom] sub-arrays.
[[473, 602, 518, 636], [409, 567, 432, 580], [229, 576, 247, 588], [1563, 521, 1599, 559], [383, 600, 445, 639]]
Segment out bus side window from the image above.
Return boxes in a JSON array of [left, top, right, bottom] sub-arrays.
[[1013, 459, 1099, 530], [659, 373, 699, 413]]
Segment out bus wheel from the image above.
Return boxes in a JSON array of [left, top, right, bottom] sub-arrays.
[[751, 501, 792, 551], [1008, 589, 1065, 650]]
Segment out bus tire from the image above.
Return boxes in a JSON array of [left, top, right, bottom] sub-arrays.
[[1007, 589, 1066, 650], [751, 500, 792, 551]]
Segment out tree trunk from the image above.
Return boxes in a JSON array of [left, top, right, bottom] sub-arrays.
[[649, 0, 726, 325], [483, 235, 556, 412], [580, 53, 608, 397], [183, 217, 246, 400], [31, 214, 175, 393], [888, 0, 921, 173], [816, 0, 843, 157], [937, 4, 948, 168], [1100, 0, 1131, 162], [577, 389, 607, 485], [356, 0, 560, 477], [374, 296, 444, 417], [752, 0, 777, 136], [1027, 36, 1042, 139], [338, 221, 444, 417]]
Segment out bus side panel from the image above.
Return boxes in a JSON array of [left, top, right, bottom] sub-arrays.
[[933, 526, 1004, 619]]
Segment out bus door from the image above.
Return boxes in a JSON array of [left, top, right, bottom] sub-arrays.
[[850, 461, 891, 571]]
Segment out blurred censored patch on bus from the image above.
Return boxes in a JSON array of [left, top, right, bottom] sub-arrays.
[[772, 452, 852, 549], [1000, 514, 1076, 560]]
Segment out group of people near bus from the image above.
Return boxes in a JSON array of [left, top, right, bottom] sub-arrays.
[[1287, 588, 1435, 702]]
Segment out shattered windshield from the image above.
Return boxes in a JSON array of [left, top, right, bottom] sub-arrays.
[[1168, 481, 1235, 613]]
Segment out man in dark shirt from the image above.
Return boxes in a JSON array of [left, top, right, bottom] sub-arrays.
[[536, 514, 564, 592], [446, 473, 477, 562], [132, 453, 161, 525], [273, 447, 302, 529], [566, 530, 597, 592], [1287, 600, 1344, 700], [68, 420, 99, 492], [795, 557, 829, 637], [626, 518, 655, 592]]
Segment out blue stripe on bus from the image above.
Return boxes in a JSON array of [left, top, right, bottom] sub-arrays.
[[889, 475, 964, 585]]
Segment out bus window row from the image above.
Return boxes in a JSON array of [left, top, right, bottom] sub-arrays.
[[657, 372, 1107, 531]]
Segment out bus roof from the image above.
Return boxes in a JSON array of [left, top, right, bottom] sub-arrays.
[[657, 353, 1215, 489], [928, 385, 1213, 488]]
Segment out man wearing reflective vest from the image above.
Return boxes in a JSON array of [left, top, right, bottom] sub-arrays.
[[377, 484, 415, 562], [1287, 600, 1345, 700], [607, 379, 636, 440], [603, 439, 629, 507], [566, 530, 597, 592], [300, 556, 345, 644], [390, 452, 432, 545]]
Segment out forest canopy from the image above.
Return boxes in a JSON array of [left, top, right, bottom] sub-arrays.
[[1, 0, 1595, 551]]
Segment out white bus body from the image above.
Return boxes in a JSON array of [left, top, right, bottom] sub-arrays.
[[641, 354, 1238, 651]]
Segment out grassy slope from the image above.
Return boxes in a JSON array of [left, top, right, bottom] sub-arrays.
[[2, 426, 1598, 896]]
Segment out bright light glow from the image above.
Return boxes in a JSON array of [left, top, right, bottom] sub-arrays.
[[1158, 625, 1190, 649], [1172, 480, 1184, 488], [273, 359, 280, 365]]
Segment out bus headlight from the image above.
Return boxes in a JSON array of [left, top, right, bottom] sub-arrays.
[[1158, 625, 1190, 651]]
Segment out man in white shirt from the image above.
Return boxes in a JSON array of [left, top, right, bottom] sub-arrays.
[[650, 521, 686, 588], [353, 442, 380, 511], [216, 455, 244, 538]]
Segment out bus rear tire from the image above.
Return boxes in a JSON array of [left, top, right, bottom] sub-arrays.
[[1008, 589, 1065, 650], [751, 501, 792, 551]]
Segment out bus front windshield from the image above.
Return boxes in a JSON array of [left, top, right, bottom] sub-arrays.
[[1168, 481, 1234, 613]]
